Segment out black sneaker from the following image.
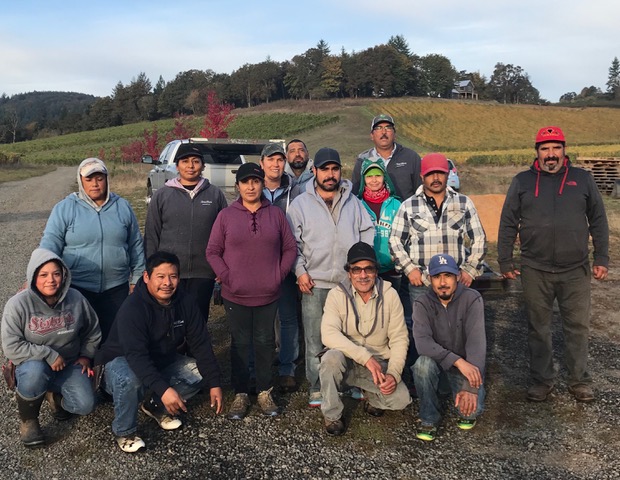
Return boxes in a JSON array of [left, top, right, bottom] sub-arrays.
[[325, 418, 345, 436]]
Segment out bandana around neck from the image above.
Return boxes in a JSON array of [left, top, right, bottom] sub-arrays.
[[363, 186, 389, 203]]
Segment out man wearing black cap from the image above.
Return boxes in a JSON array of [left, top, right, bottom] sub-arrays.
[[287, 148, 375, 408], [145, 143, 228, 323], [352, 114, 422, 202], [319, 242, 411, 435], [412, 253, 486, 442], [498, 126, 609, 403]]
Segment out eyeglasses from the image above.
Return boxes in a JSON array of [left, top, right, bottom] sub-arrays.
[[372, 125, 395, 132], [349, 266, 378, 275]]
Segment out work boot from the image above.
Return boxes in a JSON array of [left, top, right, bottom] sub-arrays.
[[45, 391, 73, 421], [257, 387, 280, 417], [16, 392, 46, 447], [526, 383, 554, 402], [568, 384, 595, 403]]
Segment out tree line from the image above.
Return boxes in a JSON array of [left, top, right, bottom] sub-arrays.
[[4, 35, 615, 144]]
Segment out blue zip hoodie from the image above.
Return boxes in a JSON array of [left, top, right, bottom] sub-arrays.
[[40, 158, 146, 293]]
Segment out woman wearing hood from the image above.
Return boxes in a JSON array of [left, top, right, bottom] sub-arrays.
[[357, 158, 403, 290], [1, 248, 101, 447], [40, 158, 146, 341]]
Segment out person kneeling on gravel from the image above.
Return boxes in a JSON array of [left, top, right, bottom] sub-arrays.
[[96, 251, 223, 453], [319, 242, 411, 436], [412, 254, 486, 442], [2, 248, 101, 447]]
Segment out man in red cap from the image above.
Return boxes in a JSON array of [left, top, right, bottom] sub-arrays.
[[390, 153, 486, 297], [498, 126, 609, 403]]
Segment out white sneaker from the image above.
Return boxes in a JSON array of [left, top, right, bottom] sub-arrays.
[[140, 404, 182, 430], [116, 435, 146, 453]]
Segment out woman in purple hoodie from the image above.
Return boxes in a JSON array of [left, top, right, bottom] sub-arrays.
[[206, 162, 296, 421]]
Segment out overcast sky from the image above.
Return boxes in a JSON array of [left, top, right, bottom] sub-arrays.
[[1, 0, 618, 102]]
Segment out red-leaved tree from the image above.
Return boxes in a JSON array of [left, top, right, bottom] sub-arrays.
[[199, 90, 236, 138], [166, 113, 196, 143]]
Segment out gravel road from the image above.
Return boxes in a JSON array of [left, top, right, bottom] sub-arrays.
[[1, 167, 619, 480]]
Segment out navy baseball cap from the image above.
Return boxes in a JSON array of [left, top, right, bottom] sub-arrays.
[[428, 254, 459, 276]]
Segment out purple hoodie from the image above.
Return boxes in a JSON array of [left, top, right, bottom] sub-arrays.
[[206, 197, 297, 307]]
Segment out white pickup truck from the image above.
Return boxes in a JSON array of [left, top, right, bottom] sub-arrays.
[[142, 138, 285, 202]]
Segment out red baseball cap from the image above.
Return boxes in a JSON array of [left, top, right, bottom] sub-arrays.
[[421, 153, 450, 176], [535, 126, 565, 146]]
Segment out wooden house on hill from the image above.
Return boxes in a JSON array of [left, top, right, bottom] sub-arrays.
[[452, 80, 478, 100]]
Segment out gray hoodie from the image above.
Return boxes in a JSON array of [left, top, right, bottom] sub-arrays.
[[1, 248, 101, 366], [287, 179, 375, 289]]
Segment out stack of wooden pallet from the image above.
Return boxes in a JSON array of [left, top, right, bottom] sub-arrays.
[[575, 157, 620, 194]]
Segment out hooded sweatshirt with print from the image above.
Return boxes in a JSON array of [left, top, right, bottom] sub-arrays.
[[498, 157, 609, 273], [40, 158, 146, 293], [2, 248, 101, 366], [287, 179, 375, 289], [357, 158, 402, 273]]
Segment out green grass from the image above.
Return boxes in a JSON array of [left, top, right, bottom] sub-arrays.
[[0, 112, 338, 166]]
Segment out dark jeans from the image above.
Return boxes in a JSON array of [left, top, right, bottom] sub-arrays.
[[181, 278, 216, 322], [521, 265, 592, 387], [224, 299, 278, 394], [75, 282, 129, 342], [278, 273, 300, 377], [413, 356, 485, 426]]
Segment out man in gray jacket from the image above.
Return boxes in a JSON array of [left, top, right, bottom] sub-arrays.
[[287, 148, 375, 407], [411, 253, 486, 442]]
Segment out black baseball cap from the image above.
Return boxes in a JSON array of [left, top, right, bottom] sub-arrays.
[[313, 147, 341, 168], [236, 162, 265, 182]]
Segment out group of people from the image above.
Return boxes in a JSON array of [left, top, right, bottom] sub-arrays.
[[1, 115, 609, 452]]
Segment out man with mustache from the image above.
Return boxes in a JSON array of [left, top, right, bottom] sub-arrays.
[[352, 114, 422, 201], [352, 114, 424, 393], [411, 253, 486, 442], [287, 148, 375, 408], [389, 153, 486, 300], [498, 126, 609, 403], [319, 242, 411, 436]]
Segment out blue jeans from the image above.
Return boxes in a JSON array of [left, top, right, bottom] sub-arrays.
[[301, 287, 330, 394], [104, 355, 203, 437], [319, 350, 411, 421], [15, 360, 95, 415], [412, 355, 485, 426], [278, 273, 300, 377]]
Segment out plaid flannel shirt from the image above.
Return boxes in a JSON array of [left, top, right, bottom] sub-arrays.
[[389, 186, 486, 283]]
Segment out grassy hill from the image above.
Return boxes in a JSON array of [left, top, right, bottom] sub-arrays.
[[2, 97, 620, 171]]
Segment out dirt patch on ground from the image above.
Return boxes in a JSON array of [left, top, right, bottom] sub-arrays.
[[468, 194, 506, 243]]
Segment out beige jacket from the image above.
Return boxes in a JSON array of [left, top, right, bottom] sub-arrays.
[[321, 278, 409, 383]]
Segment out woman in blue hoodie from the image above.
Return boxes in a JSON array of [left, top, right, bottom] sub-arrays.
[[2, 248, 101, 447], [40, 158, 145, 341]]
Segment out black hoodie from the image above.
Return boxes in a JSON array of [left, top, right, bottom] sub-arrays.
[[498, 158, 609, 273], [96, 278, 221, 398]]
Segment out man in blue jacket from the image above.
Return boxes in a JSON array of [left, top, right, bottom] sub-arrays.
[[498, 126, 609, 403], [97, 251, 223, 453]]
